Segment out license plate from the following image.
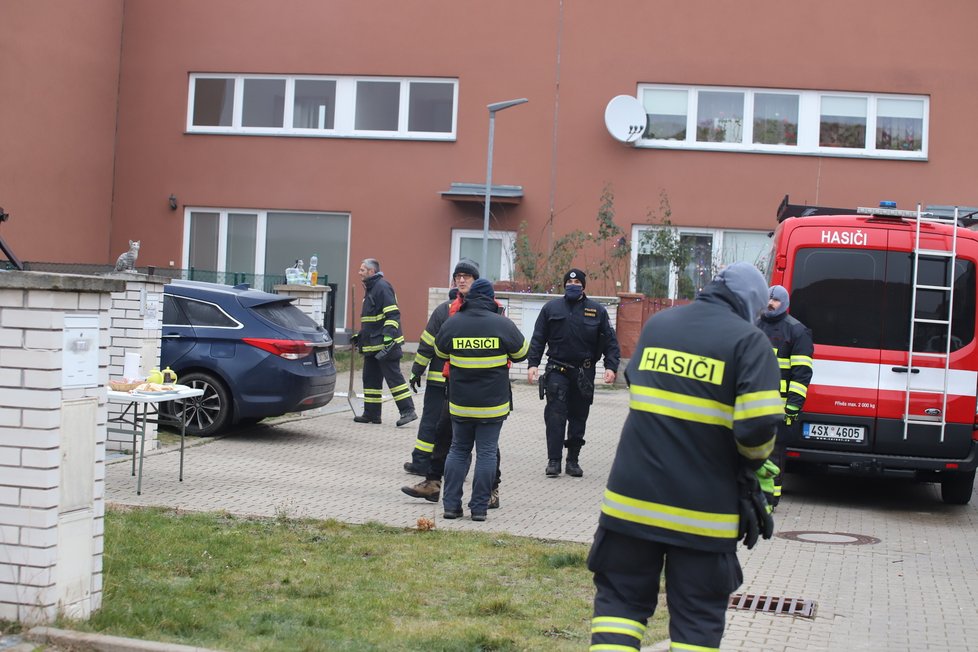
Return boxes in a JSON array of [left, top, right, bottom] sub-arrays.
[[803, 422, 865, 443], [315, 349, 330, 366]]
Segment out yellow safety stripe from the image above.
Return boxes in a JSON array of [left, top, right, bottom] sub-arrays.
[[629, 385, 733, 427], [392, 388, 412, 401], [590, 645, 639, 651], [414, 353, 431, 367], [384, 319, 400, 329], [510, 339, 530, 360], [450, 353, 508, 369], [449, 401, 510, 419], [734, 390, 784, 421], [591, 617, 645, 640], [788, 381, 808, 397], [390, 382, 409, 394], [776, 356, 790, 370], [414, 439, 434, 453], [601, 488, 739, 539], [672, 642, 719, 651], [426, 369, 446, 383], [363, 396, 383, 404], [363, 389, 383, 396], [382, 304, 398, 314], [773, 485, 782, 497], [361, 314, 383, 323], [433, 343, 447, 359], [790, 355, 813, 368], [420, 330, 435, 346], [736, 434, 775, 461], [779, 379, 787, 394]]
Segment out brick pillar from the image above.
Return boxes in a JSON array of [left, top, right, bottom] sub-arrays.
[[273, 283, 331, 326], [0, 271, 124, 624]]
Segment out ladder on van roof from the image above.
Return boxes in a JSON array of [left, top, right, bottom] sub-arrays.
[[902, 205, 960, 441]]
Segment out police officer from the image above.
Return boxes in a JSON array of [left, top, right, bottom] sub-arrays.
[[527, 268, 620, 477], [588, 262, 783, 651], [352, 258, 417, 426], [434, 278, 528, 521], [757, 284, 814, 506]]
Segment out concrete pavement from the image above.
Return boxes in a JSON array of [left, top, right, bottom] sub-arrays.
[[105, 381, 978, 651]]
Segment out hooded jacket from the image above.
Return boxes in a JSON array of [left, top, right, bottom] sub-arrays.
[[599, 264, 782, 552], [359, 272, 405, 356], [434, 291, 529, 421]]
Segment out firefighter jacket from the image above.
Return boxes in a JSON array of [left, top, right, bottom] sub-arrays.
[[599, 281, 783, 553], [358, 272, 405, 356], [434, 292, 529, 421], [758, 312, 814, 412], [526, 294, 621, 374], [410, 299, 450, 386]]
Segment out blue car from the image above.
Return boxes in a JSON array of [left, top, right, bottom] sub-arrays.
[[161, 280, 336, 436]]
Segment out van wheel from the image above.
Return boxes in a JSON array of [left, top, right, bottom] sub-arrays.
[[940, 470, 975, 505], [167, 371, 232, 436]]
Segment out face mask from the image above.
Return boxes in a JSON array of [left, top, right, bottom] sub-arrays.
[[564, 284, 583, 300]]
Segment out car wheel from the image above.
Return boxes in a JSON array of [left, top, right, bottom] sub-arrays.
[[940, 470, 975, 505], [170, 371, 233, 436]]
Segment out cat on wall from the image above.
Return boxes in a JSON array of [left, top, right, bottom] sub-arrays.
[[114, 240, 140, 272]]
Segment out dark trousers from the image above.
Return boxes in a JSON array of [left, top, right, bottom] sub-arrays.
[[361, 354, 414, 419], [426, 391, 501, 490], [588, 527, 742, 651], [770, 420, 794, 504], [409, 380, 447, 471], [544, 370, 592, 461]]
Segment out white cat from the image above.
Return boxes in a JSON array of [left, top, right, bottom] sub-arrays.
[[114, 240, 140, 272]]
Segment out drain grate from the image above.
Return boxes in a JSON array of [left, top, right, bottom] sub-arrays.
[[728, 592, 817, 618]]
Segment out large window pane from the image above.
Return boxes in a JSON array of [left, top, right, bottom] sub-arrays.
[[720, 231, 770, 270], [264, 211, 350, 325], [355, 81, 400, 131], [293, 80, 336, 129], [192, 78, 234, 127], [753, 93, 798, 145], [678, 234, 713, 299], [227, 213, 257, 276], [642, 89, 687, 140], [876, 98, 923, 151], [696, 91, 744, 143], [408, 82, 454, 132], [819, 96, 866, 148], [636, 252, 671, 297], [460, 237, 503, 283], [189, 212, 219, 271], [242, 79, 285, 128]]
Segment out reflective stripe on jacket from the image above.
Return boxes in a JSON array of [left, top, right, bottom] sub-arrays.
[[411, 299, 450, 385], [600, 282, 782, 552], [757, 312, 814, 411], [359, 273, 405, 353]]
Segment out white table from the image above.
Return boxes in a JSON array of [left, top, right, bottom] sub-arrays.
[[107, 386, 205, 495]]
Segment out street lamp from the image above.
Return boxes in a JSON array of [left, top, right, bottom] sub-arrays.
[[482, 98, 528, 276]]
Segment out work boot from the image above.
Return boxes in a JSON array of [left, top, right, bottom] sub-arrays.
[[353, 414, 381, 424], [403, 461, 426, 476], [471, 513, 487, 522], [546, 459, 561, 477], [443, 509, 463, 519], [565, 460, 583, 477], [488, 488, 500, 509], [401, 479, 441, 502], [396, 410, 418, 427]]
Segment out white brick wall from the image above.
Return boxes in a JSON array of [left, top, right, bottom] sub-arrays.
[[273, 284, 331, 326], [0, 271, 123, 624]]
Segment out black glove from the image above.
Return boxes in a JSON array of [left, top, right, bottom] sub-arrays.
[[784, 405, 800, 426], [409, 373, 422, 393], [349, 332, 359, 344], [737, 467, 774, 550], [374, 337, 396, 361]]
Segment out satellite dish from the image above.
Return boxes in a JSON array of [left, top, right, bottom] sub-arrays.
[[604, 95, 648, 143]]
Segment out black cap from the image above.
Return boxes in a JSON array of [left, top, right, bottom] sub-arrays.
[[563, 268, 586, 289], [453, 258, 480, 279]]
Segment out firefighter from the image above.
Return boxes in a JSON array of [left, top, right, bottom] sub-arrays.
[[757, 284, 814, 506], [434, 278, 528, 521], [588, 262, 783, 651], [527, 268, 620, 477], [351, 258, 417, 427]]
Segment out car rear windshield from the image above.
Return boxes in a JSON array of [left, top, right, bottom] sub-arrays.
[[791, 247, 975, 352], [252, 301, 321, 334]]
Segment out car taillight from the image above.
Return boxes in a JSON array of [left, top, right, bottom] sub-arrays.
[[243, 338, 314, 360]]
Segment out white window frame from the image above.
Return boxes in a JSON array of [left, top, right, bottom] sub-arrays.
[[187, 73, 458, 141], [450, 229, 516, 283], [636, 84, 928, 160], [629, 225, 770, 297]]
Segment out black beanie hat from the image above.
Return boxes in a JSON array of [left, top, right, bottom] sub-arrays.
[[563, 268, 586, 289], [467, 277, 495, 300], [453, 258, 480, 279]]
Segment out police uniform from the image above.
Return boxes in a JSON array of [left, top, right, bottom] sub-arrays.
[[757, 285, 814, 504], [357, 270, 415, 423], [527, 269, 620, 475], [434, 279, 528, 519], [588, 263, 783, 652]]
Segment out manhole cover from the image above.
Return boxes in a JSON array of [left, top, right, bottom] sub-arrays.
[[777, 530, 880, 545], [728, 592, 817, 618]]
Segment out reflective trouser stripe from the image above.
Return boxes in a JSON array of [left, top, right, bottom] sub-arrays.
[[590, 645, 639, 651], [414, 439, 434, 453], [363, 389, 383, 404], [671, 642, 719, 651], [591, 616, 645, 640], [390, 383, 411, 401]]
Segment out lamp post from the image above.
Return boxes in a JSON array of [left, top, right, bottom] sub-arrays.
[[482, 98, 528, 275]]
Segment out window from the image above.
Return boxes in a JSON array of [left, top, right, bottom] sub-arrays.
[[188, 74, 457, 140], [165, 296, 240, 329], [184, 209, 351, 327], [631, 226, 769, 299], [450, 229, 516, 284], [637, 84, 928, 159]]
